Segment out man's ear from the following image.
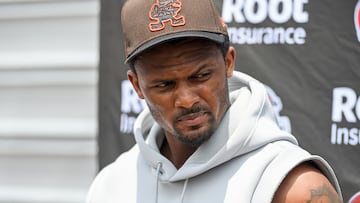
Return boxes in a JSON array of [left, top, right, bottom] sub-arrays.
[[127, 70, 145, 99], [225, 46, 236, 78]]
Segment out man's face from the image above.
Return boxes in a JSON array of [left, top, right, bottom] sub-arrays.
[[128, 39, 235, 147]]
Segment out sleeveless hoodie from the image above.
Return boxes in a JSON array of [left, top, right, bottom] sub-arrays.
[[87, 71, 342, 203]]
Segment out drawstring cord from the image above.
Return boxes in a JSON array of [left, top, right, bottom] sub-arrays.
[[154, 162, 188, 203], [180, 179, 189, 203], [155, 162, 162, 203]]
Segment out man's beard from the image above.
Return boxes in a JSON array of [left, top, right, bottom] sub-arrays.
[[172, 105, 217, 147]]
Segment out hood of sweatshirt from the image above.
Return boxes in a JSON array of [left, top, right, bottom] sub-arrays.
[[133, 71, 298, 182]]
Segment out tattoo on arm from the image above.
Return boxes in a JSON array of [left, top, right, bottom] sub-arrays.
[[306, 184, 341, 203]]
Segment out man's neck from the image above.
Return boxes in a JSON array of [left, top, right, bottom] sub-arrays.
[[160, 135, 197, 169]]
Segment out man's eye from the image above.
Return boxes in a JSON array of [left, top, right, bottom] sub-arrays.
[[193, 72, 211, 80], [154, 81, 174, 88]]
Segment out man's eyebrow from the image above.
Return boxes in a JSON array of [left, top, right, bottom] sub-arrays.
[[191, 64, 210, 75]]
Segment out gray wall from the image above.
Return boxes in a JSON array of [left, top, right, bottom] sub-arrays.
[[0, 0, 99, 202]]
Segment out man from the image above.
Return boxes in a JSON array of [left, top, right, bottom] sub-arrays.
[[87, 0, 343, 202]]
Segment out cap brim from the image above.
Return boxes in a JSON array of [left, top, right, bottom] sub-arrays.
[[124, 31, 226, 64]]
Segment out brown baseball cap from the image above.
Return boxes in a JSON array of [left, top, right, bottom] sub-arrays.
[[121, 0, 228, 64]]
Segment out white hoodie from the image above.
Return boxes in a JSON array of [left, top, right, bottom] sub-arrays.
[[87, 71, 342, 203]]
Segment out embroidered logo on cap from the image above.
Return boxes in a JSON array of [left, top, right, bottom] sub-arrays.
[[149, 0, 186, 32]]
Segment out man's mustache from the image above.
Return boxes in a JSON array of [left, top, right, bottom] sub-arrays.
[[174, 104, 210, 121]]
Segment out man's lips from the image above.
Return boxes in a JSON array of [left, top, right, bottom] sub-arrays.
[[177, 111, 208, 126]]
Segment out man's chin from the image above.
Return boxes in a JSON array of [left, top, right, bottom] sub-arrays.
[[176, 128, 214, 147]]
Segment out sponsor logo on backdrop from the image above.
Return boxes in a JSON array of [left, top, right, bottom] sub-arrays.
[[120, 80, 146, 134], [265, 85, 292, 133], [350, 191, 360, 203], [222, 0, 309, 45], [331, 87, 360, 145], [355, 0, 360, 42]]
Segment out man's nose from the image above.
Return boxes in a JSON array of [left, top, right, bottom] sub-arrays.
[[174, 85, 200, 109]]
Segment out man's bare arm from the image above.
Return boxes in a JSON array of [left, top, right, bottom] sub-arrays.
[[272, 163, 342, 203]]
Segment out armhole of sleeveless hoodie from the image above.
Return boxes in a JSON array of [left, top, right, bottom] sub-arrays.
[[251, 146, 342, 203]]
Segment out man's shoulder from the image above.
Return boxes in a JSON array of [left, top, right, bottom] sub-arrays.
[[113, 145, 140, 164], [86, 145, 140, 203], [92, 145, 140, 186], [250, 141, 342, 202], [99, 145, 141, 178], [272, 163, 343, 203]]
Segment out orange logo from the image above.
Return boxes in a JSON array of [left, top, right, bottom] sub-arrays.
[[149, 0, 186, 32]]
